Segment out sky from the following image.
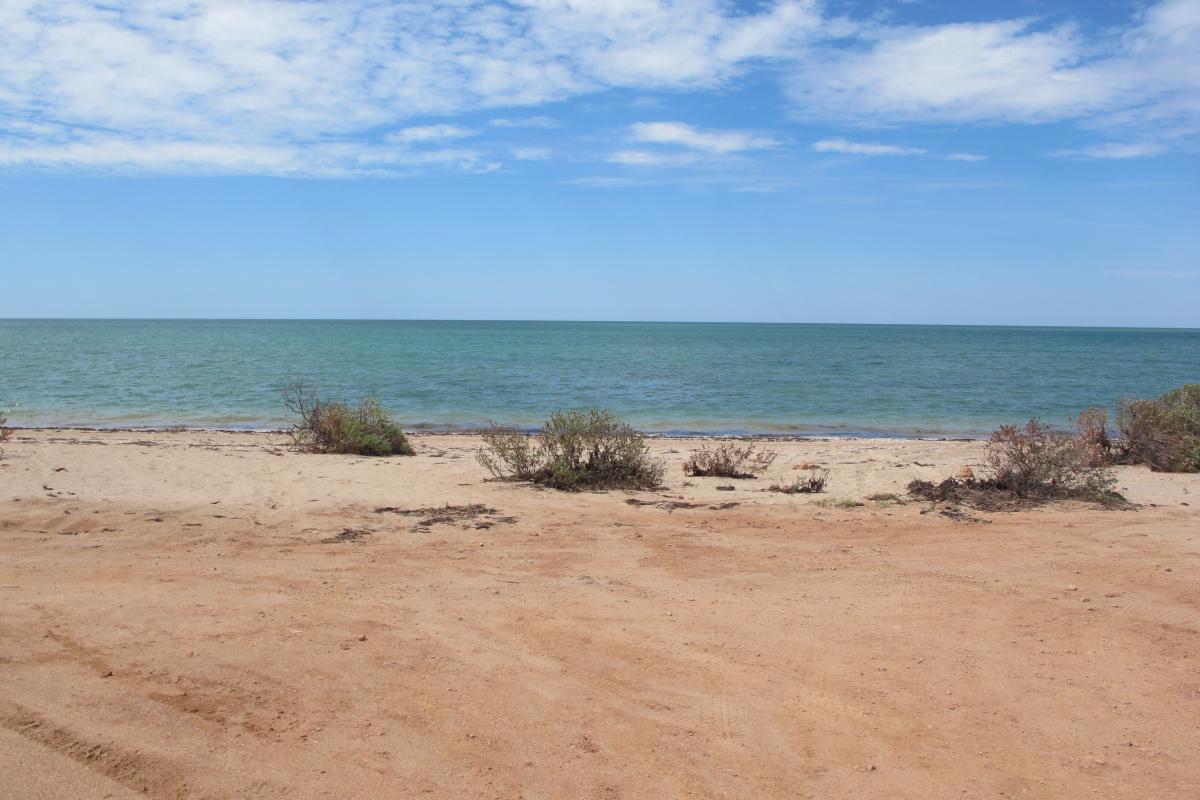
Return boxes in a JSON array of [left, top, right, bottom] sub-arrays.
[[1, 0, 1198, 326]]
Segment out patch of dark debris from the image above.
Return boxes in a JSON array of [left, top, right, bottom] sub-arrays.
[[374, 504, 517, 533], [625, 498, 740, 512], [321, 527, 372, 544]]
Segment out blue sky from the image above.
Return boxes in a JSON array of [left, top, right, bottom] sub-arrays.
[[1, 0, 1197, 326]]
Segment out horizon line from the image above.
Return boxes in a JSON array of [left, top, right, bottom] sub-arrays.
[[1, 317, 1198, 331]]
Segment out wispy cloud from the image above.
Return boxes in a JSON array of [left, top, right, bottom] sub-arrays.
[[945, 152, 988, 162], [812, 138, 925, 156], [607, 149, 698, 167], [0, 0, 820, 175], [512, 147, 552, 161], [0, 0, 1196, 176], [489, 116, 562, 129], [388, 125, 477, 144], [629, 121, 779, 154], [787, 0, 1200, 153], [1051, 143, 1167, 160]]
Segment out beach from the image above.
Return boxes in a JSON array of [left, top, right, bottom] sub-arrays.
[[1, 428, 1197, 798]]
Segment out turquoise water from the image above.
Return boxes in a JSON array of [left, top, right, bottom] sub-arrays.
[[1, 320, 1197, 436]]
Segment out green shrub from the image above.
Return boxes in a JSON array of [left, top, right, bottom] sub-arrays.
[[283, 382, 413, 456], [683, 441, 777, 478], [1118, 384, 1200, 472], [477, 409, 664, 491]]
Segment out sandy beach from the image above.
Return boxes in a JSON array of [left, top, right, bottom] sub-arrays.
[[1, 428, 1197, 799]]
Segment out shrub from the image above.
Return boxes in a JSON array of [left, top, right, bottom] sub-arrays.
[[1074, 407, 1114, 468], [477, 409, 664, 491], [986, 419, 1114, 497], [1118, 384, 1200, 472], [683, 441, 777, 478], [768, 468, 829, 494], [908, 418, 1124, 509], [0, 412, 10, 456], [283, 382, 413, 456]]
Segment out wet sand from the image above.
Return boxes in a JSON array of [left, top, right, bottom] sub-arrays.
[[1, 429, 1198, 799]]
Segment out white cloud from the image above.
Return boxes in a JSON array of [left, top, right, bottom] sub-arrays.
[[812, 138, 924, 156], [489, 116, 562, 129], [389, 125, 477, 144], [945, 153, 988, 162], [1051, 142, 1167, 160], [607, 149, 698, 167], [0, 137, 495, 177], [1, 0, 1196, 175], [629, 121, 779, 153], [787, 0, 1200, 150], [0, 0, 822, 175]]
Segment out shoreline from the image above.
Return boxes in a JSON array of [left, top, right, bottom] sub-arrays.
[[7, 423, 989, 442]]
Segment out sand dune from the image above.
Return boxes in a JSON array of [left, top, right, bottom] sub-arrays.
[[1, 429, 1197, 799]]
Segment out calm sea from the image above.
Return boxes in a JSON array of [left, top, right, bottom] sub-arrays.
[[1, 320, 1197, 437]]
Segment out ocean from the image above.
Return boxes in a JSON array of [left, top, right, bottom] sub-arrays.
[[2, 319, 1197, 437]]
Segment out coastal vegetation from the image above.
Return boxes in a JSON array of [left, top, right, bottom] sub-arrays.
[[768, 468, 830, 494], [283, 382, 413, 457], [477, 408, 664, 491], [0, 411, 10, 456], [683, 441, 777, 478], [909, 418, 1124, 509], [1118, 384, 1200, 472], [814, 497, 865, 509]]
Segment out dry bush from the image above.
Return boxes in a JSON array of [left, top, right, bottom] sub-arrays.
[[1074, 406, 1113, 467], [908, 418, 1124, 510], [683, 441, 777, 478], [0, 412, 10, 457], [986, 419, 1109, 496], [1118, 384, 1200, 472], [768, 468, 829, 494], [478, 409, 664, 491], [283, 382, 413, 457]]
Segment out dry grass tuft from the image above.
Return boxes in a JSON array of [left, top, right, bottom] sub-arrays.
[[768, 468, 830, 494], [683, 441, 777, 479]]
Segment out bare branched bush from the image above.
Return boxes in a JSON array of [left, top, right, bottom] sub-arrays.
[[0, 412, 11, 457], [1118, 384, 1200, 472], [986, 419, 1110, 496], [1074, 407, 1113, 468], [768, 468, 829, 494], [683, 441, 777, 478], [908, 418, 1124, 510], [477, 409, 664, 491], [283, 382, 413, 457]]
